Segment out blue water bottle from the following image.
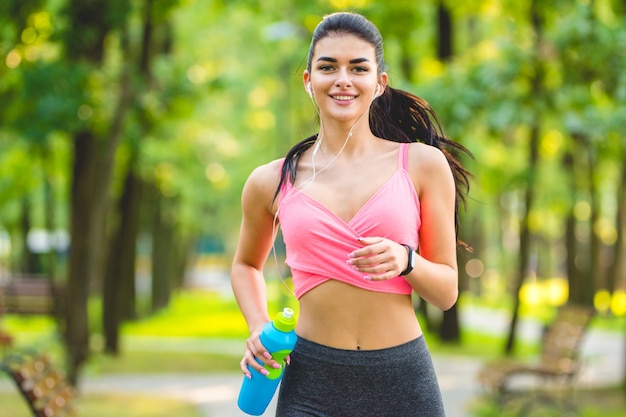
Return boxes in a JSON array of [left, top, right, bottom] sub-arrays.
[[238, 307, 297, 416]]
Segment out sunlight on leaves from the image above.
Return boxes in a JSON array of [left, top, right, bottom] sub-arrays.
[[611, 291, 626, 317], [246, 110, 275, 131], [539, 129, 564, 159], [328, 0, 371, 9], [574, 201, 591, 221]]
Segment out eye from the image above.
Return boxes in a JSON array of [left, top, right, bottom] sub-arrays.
[[353, 66, 369, 72], [318, 65, 335, 71]]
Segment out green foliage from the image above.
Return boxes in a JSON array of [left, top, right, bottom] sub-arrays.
[[2, 0, 622, 258]]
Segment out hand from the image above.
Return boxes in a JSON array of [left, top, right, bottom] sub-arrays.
[[240, 328, 282, 378], [347, 237, 409, 281]]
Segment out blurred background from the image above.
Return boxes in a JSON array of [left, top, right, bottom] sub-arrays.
[[0, 0, 625, 416]]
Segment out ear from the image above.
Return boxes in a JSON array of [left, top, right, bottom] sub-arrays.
[[303, 71, 312, 97], [377, 72, 389, 96]]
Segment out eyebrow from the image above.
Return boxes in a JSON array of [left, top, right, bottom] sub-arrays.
[[316, 57, 371, 64]]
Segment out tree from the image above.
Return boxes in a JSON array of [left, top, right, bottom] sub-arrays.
[[59, 0, 135, 384], [503, 0, 546, 354], [102, 0, 178, 354], [436, 0, 462, 344]]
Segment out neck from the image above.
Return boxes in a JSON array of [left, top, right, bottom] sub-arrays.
[[317, 112, 371, 153]]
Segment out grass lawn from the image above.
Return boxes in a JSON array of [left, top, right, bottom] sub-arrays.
[[468, 386, 626, 417], [87, 349, 240, 374], [0, 392, 203, 417]]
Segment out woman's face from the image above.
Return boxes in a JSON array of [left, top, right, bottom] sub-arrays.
[[304, 34, 387, 123]]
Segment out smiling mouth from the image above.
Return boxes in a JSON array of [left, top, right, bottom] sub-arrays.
[[331, 95, 356, 101]]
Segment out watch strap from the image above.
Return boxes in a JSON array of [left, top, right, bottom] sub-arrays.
[[400, 244, 414, 276]]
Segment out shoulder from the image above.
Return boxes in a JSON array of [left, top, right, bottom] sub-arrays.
[[247, 158, 283, 185], [406, 142, 450, 174], [242, 158, 284, 209], [405, 143, 454, 195]]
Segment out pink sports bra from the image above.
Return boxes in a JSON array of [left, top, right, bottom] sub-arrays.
[[277, 142, 421, 299]]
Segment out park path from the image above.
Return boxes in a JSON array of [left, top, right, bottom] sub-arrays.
[[78, 355, 483, 417]]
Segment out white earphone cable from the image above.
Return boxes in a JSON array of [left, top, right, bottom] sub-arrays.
[[270, 83, 379, 297]]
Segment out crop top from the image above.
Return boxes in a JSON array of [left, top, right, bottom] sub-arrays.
[[277, 142, 421, 299]]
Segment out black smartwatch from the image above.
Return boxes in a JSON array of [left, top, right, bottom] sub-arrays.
[[400, 244, 415, 276]]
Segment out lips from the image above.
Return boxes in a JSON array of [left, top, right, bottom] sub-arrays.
[[330, 95, 357, 101]]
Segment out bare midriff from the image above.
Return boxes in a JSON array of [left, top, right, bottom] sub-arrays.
[[296, 280, 422, 351]]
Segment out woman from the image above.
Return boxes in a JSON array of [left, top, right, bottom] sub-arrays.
[[231, 11, 470, 417]]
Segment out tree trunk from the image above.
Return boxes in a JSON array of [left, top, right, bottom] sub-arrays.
[[615, 156, 626, 392], [119, 172, 142, 323], [103, 163, 143, 354], [562, 151, 584, 303], [505, 126, 539, 355], [437, 0, 453, 61], [151, 191, 175, 312], [565, 134, 597, 307], [607, 158, 625, 294], [505, 0, 543, 355], [435, 0, 461, 343], [64, 1, 132, 383], [586, 139, 600, 306], [102, 0, 160, 353], [19, 197, 39, 274], [66, 131, 106, 384]]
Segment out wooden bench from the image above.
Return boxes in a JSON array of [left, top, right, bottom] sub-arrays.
[[0, 276, 64, 316], [1, 351, 77, 417], [477, 304, 595, 414]]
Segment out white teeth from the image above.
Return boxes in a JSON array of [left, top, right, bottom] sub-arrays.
[[333, 95, 354, 101]]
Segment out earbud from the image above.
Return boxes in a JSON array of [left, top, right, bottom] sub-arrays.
[[307, 82, 313, 97], [312, 139, 321, 155], [375, 84, 381, 97]]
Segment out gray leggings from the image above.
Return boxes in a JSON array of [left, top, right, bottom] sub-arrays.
[[275, 336, 445, 417]]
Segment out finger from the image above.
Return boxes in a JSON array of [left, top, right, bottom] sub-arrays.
[[246, 338, 283, 371], [240, 356, 252, 378], [364, 269, 396, 281], [242, 350, 271, 377], [353, 251, 390, 266], [348, 246, 385, 264], [356, 236, 383, 246], [247, 337, 270, 360]]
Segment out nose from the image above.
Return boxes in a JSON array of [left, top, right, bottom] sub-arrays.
[[334, 67, 352, 88]]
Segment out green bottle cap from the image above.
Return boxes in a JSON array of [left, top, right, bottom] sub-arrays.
[[273, 308, 296, 332]]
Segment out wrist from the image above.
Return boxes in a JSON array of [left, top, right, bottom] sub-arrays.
[[400, 244, 416, 276]]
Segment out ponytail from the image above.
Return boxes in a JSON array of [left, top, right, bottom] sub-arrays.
[[370, 86, 472, 244]]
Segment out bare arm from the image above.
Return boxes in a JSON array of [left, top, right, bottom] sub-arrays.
[[348, 144, 458, 311], [405, 144, 458, 310], [231, 160, 283, 376]]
